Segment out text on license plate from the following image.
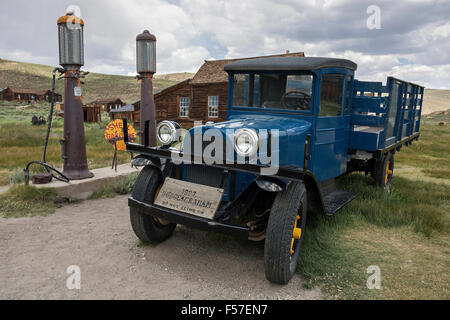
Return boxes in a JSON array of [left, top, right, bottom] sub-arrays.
[[154, 178, 224, 220]]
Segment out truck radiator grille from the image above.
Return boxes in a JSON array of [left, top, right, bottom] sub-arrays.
[[185, 165, 225, 190], [185, 134, 228, 160]]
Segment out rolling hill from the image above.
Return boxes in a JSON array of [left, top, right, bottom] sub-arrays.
[[0, 58, 448, 114], [0, 59, 193, 104]]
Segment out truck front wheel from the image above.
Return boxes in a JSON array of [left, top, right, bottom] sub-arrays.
[[264, 182, 307, 284], [130, 166, 177, 244]]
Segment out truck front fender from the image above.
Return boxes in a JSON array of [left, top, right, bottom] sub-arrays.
[[255, 176, 291, 193], [302, 172, 326, 216], [131, 155, 162, 168], [255, 172, 326, 215]]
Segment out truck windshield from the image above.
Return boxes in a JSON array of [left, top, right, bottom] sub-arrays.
[[232, 73, 313, 111]]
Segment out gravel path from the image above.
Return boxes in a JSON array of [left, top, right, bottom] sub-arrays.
[[0, 195, 321, 300]]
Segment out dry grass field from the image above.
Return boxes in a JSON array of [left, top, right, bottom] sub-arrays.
[[299, 114, 450, 299], [423, 89, 450, 115]]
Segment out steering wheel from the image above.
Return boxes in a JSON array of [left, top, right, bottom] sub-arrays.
[[281, 90, 311, 110]]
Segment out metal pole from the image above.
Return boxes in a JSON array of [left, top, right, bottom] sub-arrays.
[[139, 73, 157, 147], [62, 66, 93, 180]]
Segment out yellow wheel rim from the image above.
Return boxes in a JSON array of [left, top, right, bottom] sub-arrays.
[[385, 159, 393, 184], [290, 211, 303, 255]]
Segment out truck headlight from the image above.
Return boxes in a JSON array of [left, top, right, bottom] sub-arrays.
[[156, 121, 180, 146], [234, 129, 259, 157]]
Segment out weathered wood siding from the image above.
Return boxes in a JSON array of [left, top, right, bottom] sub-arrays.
[[154, 81, 228, 128], [83, 106, 102, 123], [154, 80, 192, 128], [191, 83, 228, 123]]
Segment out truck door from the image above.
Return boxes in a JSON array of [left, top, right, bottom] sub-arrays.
[[313, 73, 352, 182]]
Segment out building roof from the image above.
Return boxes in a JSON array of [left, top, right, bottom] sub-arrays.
[[191, 52, 305, 84], [109, 104, 135, 113], [4, 87, 52, 95], [154, 78, 192, 98], [224, 57, 357, 72], [88, 98, 124, 105]]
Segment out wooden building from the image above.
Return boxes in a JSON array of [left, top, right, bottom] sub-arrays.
[[0, 87, 62, 102], [109, 101, 141, 127], [55, 103, 102, 123], [83, 104, 102, 123], [87, 98, 125, 113], [153, 51, 305, 128]]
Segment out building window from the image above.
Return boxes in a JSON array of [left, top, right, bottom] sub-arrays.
[[179, 97, 190, 117], [319, 74, 345, 117], [208, 96, 219, 118]]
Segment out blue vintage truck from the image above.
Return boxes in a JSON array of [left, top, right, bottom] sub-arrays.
[[124, 56, 424, 284]]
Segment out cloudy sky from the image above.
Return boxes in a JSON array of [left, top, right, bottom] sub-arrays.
[[0, 0, 449, 88]]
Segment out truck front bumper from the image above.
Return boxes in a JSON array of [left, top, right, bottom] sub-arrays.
[[128, 197, 250, 239]]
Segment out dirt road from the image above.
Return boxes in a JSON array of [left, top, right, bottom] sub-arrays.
[[0, 196, 321, 300]]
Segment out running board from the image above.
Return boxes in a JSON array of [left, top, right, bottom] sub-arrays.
[[322, 190, 357, 216]]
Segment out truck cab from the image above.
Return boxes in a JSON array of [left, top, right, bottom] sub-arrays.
[[125, 56, 424, 284], [225, 57, 357, 182]]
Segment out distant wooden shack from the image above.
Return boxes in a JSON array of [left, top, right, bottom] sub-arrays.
[[87, 98, 125, 113], [0, 87, 62, 102], [55, 103, 102, 123], [83, 104, 102, 123], [109, 101, 140, 127]]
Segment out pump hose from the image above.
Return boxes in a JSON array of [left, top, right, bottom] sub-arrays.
[[24, 67, 70, 185]]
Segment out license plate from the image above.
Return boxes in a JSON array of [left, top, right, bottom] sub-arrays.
[[154, 178, 224, 220]]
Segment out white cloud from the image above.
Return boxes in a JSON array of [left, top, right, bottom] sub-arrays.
[[159, 46, 212, 74], [0, 0, 449, 88]]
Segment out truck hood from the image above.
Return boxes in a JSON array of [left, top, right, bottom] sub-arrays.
[[211, 114, 311, 134], [185, 114, 312, 168]]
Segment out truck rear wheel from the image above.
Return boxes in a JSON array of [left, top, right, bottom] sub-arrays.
[[374, 153, 394, 188], [264, 182, 307, 284], [130, 166, 177, 244]]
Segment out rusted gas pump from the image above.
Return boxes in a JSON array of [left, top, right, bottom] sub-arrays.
[[136, 30, 157, 147], [57, 10, 93, 180]]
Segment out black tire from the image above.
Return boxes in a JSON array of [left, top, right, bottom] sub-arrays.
[[130, 166, 176, 244], [264, 182, 307, 284], [373, 153, 394, 188]]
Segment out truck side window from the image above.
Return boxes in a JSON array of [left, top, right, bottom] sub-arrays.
[[320, 74, 345, 117], [233, 74, 249, 106]]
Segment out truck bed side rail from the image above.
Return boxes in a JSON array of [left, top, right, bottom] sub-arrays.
[[349, 78, 424, 152]]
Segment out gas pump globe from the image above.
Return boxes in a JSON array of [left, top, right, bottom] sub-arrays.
[[136, 30, 156, 74], [57, 11, 84, 68]]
